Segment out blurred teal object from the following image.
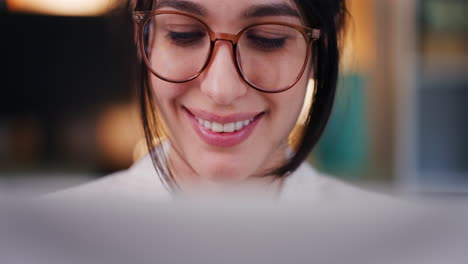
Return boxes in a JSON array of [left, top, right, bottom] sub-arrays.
[[311, 74, 369, 179]]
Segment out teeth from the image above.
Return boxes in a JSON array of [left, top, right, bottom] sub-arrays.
[[211, 122, 223, 132], [223, 123, 235, 133], [196, 117, 254, 133], [235, 121, 243, 131], [203, 120, 211, 129]]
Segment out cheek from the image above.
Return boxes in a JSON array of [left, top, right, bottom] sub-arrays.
[[150, 75, 186, 100], [268, 74, 311, 144], [149, 75, 190, 136], [265, 88, 307, 150], [274, 78, 309, 119]]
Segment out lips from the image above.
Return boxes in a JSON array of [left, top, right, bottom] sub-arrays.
[[183, 107, 264, 147]]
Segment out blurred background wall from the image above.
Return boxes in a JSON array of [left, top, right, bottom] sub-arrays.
[[0, 0, 467, 196], [0, 0, 144, 191], [312, 0, 468, 196]]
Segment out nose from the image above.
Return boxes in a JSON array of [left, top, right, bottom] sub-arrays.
[[199, 41, 248, 105]]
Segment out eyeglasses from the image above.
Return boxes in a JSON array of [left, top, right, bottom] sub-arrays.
[[133, 10, 320, 93]]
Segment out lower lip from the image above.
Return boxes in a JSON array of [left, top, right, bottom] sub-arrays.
[[184, 109, 263, 148]]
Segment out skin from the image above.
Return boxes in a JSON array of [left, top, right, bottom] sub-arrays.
[[150, 0, 312, 193]]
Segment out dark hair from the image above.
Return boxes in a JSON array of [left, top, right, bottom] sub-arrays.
[[133, 0, 348, 191]]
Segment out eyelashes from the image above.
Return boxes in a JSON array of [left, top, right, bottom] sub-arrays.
[[245, 34, 287, 50], [166, 31, 207, 46], [166, 31, 289, 52]]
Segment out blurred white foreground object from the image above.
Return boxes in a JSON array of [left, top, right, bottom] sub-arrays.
[[1, 197, 467, 264]]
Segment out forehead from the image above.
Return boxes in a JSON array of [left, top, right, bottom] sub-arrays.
[[154, 0, 301, 28]]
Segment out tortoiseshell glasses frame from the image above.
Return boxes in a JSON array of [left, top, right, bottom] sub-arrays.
[[133, 10, 321, 93]]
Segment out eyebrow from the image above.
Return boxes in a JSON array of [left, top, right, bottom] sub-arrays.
[[155, 1, 300, 19], [243, 4, 300, 18], [154, 0, 208, 16]]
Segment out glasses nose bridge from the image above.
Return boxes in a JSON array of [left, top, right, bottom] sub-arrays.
[[208, 32, 238, 66], [212, 32, 238, 45]]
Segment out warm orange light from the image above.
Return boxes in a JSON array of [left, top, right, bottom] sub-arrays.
[[297, 79, 316, 125], [96, 103, 143, 169], [341, 0, 377, 73], [132, 138, 148, 162], [7, 0, 120, 16], [288, 79, 315, 151]]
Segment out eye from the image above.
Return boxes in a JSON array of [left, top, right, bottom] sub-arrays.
[[166, 30, 206, 46], [244, 27, 291, 52], [246, 33, 287, 50]]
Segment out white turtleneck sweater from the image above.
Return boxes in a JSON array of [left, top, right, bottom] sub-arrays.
[[52, 152, 391, 204]]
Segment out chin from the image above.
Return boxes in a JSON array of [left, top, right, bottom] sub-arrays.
[[204, 166, 251, 183], [196, 156, 253, 184]]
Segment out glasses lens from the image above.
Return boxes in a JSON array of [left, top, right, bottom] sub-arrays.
[[143, 14, 210, 82], [237, 24, 308, 92]]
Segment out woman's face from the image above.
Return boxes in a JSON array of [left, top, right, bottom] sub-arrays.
[[149, 0, 311, 187]]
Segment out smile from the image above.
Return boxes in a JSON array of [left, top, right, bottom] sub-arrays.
[[184, 107, 264, 147]]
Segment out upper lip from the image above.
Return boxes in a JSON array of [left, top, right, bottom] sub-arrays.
[[184, 107, 263, 123]]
